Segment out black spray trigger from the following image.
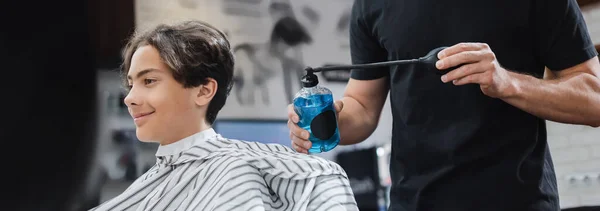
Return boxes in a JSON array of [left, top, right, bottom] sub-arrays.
[[419, 46, 464, 75]]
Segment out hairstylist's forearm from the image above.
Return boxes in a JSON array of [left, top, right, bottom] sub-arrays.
[[336, 77, 389, 145], [337, 96, 379, 145], [503, 63, 600, 127]]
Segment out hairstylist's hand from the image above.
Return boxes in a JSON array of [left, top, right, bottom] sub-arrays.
[[288, 100, 344, 154], [437, 42, 516, 99]]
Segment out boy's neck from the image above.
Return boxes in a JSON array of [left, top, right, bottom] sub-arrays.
[[159, 121, 212, 146]]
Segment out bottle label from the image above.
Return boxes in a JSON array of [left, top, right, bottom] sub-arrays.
[[310, 110, 337, 140]]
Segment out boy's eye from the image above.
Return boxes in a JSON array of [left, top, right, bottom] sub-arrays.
[[144, 79, 156, 85]]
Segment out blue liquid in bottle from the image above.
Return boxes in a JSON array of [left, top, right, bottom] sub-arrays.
[[293, 72, 340, 154]]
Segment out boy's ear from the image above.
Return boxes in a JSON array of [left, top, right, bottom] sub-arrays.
[[195, 78, 218, 107]]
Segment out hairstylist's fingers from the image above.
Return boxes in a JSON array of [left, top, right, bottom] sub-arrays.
[[287, 104, 299, 123], [291, 138, 309, 154], [287, 104, 312, 153], [290, 130, 310, 153], [334, 100, 344, 114], [438, 42, 489, 59], [288, 119, 309, 140]]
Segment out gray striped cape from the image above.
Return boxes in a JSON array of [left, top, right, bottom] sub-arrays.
[[91, 128, 358, 211]]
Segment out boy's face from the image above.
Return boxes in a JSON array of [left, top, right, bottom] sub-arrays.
[[124, 45, 206, 145]]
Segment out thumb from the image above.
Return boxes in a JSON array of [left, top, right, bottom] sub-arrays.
[[334, 100, 344, 113]]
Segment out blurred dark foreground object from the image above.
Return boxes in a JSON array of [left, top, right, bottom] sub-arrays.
[[0, 1, 97, 210]]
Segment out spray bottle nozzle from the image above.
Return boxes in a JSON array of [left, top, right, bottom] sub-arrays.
[[301, 67, 319, 87], [304, 66, 315, 74]]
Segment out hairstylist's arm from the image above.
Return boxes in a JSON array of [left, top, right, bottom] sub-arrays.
[[288, 77, 389, 153]]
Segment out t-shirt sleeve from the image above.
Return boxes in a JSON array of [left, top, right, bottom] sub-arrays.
[[349, 0, 389, 80], [535, 0, 598, 71]]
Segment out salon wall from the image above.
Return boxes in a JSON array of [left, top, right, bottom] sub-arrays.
[[131, 0, 600, 209]]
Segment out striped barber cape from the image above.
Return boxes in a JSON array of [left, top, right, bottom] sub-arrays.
[[91, 128, 358, 211]]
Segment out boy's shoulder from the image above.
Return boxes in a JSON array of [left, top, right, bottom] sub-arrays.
[[212, 135, 348, 179]]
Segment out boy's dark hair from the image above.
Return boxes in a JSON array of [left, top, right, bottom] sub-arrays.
[[121, 20, 234, 124]]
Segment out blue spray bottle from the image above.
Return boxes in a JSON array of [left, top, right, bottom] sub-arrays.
[[293, 68, 340, 154], [294, 46, 456, 154]]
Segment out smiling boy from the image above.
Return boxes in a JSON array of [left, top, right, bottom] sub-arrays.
[[91, 20, 358, 211]]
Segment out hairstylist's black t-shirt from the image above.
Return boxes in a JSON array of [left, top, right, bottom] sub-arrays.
[[349, 0, 597, 210]]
